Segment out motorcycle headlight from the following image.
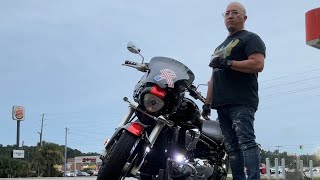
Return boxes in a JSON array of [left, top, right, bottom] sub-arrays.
[[143, 93, 165, 113], [174, 153, 187, 163]]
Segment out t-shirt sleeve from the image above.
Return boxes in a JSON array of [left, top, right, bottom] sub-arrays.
[[244, 35, 266, 58]]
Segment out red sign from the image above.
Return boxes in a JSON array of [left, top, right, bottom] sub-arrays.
[[12, 106, 25, 121], [306, 7, 320, 49], [82, 158, 96, 163]]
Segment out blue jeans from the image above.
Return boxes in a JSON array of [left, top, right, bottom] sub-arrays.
[[217, 104, 260, 180]]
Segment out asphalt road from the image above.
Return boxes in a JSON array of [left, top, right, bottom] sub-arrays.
[[0, 177, 137, 180], [1, 172, 319, 180]]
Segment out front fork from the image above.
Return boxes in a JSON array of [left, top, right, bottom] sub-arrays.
[[101, 106, 165, 163], [100, 107, 135, 160], [119, 106, 166, 147], [129, 115, 166, 175]]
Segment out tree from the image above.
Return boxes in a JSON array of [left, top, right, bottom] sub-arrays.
[[0, 142, 100, 177], [32, 142, 64, 177], [0, 156, 30, 177]]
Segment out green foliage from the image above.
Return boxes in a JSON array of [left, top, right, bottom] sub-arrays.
[[0, 156, 30, 177], [0, 142, 98, 177], [32, 142, 64, 177], [260, 149, 320, 168], [2, 142, 316, 177]]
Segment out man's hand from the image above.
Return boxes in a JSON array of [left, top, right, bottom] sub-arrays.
[[209, 55, 233, 69], [202, 104, 211, 120]]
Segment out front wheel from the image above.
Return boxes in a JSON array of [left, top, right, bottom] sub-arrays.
[[209, 155, 229, 180], [97, 131, 139, 180]]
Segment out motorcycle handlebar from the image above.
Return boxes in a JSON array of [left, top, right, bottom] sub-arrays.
[[122, 60, 149, 72], [124, 60, 137, 65], [188, 85, 206, 103]]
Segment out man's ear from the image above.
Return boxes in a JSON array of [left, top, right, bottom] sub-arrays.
[[243, 15, 248, 21]]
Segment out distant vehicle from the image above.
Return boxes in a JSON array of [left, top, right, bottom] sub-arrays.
[[260, 165, 266, 174], [313, 168, 320, 173], [93, 171, 98, 176], [76, 171, 90, 176], [86, 170, 95, 176], [80, 172, 91, 176], [270, 166, 288, 174], [65, 171, 76, 177]]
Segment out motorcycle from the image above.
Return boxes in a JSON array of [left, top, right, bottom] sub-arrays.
[[97, 42, 229, 180]]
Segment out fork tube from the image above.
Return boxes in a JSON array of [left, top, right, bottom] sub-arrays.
[[148, 122, 165, 147], [118, 107, 135, 127]]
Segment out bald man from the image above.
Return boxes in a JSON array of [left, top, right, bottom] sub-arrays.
[[202, 2, 266, 180]]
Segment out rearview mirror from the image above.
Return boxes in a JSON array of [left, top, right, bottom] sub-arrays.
[[127, 42, 141, 54]]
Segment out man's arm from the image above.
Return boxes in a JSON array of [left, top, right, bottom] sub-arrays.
[[205, 73, 213, 104], [201, 72, 214, 120], [230, 52, 265, 73]]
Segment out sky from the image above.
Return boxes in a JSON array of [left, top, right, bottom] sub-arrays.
[[1, 1, 320, 156]]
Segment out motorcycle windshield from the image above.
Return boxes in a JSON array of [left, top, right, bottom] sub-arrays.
[[143, 57, 195, 89]]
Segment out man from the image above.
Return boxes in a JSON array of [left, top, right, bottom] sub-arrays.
[[202, 2, 266, 180]]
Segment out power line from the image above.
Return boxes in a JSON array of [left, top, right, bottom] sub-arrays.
[[69, 132, 103, 141], [45, 114, 121, 121], [260, 68, 320, 83], [260, 75, 320, 90], [261, 84, 320, 99], [259, 93, 320, 110], [68, 129, 107, 135]]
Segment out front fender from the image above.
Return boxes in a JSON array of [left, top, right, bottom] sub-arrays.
[[124, 121, 145, 136]]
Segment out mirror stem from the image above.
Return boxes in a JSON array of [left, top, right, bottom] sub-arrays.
[[138, 53, 145, 64]]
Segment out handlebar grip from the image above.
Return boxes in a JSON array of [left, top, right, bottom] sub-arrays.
[[124, 60, 137, 65]]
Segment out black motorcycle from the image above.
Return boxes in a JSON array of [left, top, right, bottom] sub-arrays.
[[97, 42, 229, 180]]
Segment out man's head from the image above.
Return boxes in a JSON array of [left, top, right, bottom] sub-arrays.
[[223, 2, 247, 35]]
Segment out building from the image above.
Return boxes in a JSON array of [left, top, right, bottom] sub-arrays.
[[63, 155, 102, 172]]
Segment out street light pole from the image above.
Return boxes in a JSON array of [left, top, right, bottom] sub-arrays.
[[64, 127, 68, 177]]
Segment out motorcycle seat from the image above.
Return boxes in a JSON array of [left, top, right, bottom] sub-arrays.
[[201, 120, 223, 143]]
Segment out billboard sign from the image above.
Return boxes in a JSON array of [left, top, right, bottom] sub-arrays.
[[12, 150, 25, 158], [12, 106, 25, 121]]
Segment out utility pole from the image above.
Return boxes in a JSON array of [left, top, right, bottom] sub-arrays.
[[275, 145, 282, 159], [38, 113, 45, 146], [64, 127, 68, 177]]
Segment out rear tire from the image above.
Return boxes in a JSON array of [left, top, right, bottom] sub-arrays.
[[97, 131, 139, 180]]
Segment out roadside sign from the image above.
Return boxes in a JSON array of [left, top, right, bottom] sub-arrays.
[[12, 150, 25, 158], [12, 106, 25, 121]]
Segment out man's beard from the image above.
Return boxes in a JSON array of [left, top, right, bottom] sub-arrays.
[[227, 26, 236, 35]]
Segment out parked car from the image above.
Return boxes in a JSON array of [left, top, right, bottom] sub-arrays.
[[270, 166, 289, 174], [86, 170, 95, 176], [313, 168, 320, 173], [245, 164, 267, 174], [65, 171, 76, 177], [93, 171, 98, 176], [260, 164, 266, 174], [75, 171, 90, 176]]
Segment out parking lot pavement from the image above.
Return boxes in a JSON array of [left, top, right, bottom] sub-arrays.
[[0, 177, 138, 180], [2, 172, 318, 180], [260, 171, 320, 178]]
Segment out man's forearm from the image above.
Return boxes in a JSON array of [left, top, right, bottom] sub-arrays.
[[230, 53, 265, 73], [205, 78, 213, 104]]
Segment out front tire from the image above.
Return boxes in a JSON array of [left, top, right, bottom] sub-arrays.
[[97, 131, 139, 180], [209, 155, 229, 180]]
